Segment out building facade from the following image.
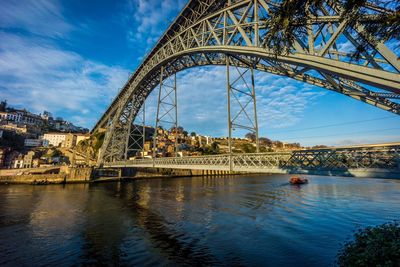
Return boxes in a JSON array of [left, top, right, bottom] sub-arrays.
[[0, 110, 43, 126], [24, 139, 43, 147], [43, 133, 67, 147]]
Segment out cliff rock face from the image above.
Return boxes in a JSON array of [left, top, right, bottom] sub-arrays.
[[75, 132, 104, 160]]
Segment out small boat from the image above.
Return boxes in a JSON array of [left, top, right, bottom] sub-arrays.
[[289, 176, 308, 185]]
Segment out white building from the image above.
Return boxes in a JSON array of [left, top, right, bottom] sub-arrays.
[[0, 110, 43, 125], [43, 133, 67, 147]]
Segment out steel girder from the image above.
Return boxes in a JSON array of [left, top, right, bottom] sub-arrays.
[[96, 0, 400, 164], [226, 55, 260, 153], [106, 143, 400, 172], [153, 68, 179, 157]]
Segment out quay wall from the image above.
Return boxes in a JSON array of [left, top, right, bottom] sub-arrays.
[[120, 167, 239, 179], [0, 166, 93, 184], [0, 174, 66, 184]]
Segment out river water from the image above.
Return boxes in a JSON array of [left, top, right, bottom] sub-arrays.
[[0, 174, 399, 266]]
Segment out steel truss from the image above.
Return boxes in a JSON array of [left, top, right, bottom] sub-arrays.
[[106, 144, 400, 175], [96, 0, 400, 164], [125, 102, 145, 160], [153, 67, 178, 157], [226, 55, 259, 152]]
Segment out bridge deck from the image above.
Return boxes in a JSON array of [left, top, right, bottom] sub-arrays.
[[104, 144, 400, 179]]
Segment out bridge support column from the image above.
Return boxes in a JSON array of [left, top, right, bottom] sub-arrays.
[[153, 66, 179, 160], [226, 55, 260, 157], [124, 101, 145, 160]]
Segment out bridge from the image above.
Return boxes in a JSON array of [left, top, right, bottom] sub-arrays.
[[105, 143, 400, 178], [94, 0, 400, 177]]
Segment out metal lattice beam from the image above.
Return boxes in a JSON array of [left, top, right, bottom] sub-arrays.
[[105, 143, 400, 177], [153, 67, 179, 158]]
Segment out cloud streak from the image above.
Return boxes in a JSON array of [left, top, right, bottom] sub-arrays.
[[126, 0, 186, 46], [141, 66, 325, 137], [0, 32, 129, 128], [0, 0, 73, 37]]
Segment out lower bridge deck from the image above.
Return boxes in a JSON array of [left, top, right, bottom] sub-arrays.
[[104, 144, 400, 179]]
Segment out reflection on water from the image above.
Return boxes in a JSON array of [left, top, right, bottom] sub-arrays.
[[0, 175, 399, 266]]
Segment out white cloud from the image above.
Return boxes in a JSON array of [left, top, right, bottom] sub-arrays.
[[126, 0, 186, 46], [0, 32, 129, 128], [302, 134, 400, 147], [140, 66, 325, 137], [0, 0, 73, 37]]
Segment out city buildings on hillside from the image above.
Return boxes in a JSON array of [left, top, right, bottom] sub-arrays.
[[0, 100, 89, 135], [0, 109, 43, 126], [0, 100, 90, 159]]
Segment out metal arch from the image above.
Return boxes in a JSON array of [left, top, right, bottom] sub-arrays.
[[95, 0, 400, 164], [93, 0, 400, 133], [97, 51, 399, 164]]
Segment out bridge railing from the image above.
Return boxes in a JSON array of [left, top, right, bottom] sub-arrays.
[[154, 154, 230, 167], [286, 145, 400, 170], [231, 152, 291, 169], [105, 144, 400, 172]]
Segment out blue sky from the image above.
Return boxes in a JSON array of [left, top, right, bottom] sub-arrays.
[[0, 0, 399, 146]]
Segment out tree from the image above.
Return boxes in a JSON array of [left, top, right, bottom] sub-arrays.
[[259, 137, 272, 146], [275, 141, 284, 149], [190, 132, 196, 137], [210, 142, 220, 154], [336, 221, 400, 266], [182, 131, 188, 137], [240, 143, 256, 153], [245, 132, 256, 141]]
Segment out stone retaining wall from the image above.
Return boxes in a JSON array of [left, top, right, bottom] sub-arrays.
[[0, 166, 93, 184], [0, 174, 66, 184]]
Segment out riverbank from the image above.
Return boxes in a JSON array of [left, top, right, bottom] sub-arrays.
[[0, 166, 240, 185], [1, 165, 398, 185], [0, 166, 92, 184], [94, 167, 237, 182]]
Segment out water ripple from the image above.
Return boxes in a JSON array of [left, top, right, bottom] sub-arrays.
[[0, 175, 399, 266]]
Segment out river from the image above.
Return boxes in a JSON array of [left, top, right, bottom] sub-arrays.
[[0, 174, 399, 266]]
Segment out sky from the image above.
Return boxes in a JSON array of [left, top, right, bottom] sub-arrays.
[[0, 0, 399, 147]]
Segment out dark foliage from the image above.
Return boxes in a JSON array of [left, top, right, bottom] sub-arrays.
[[264, 0, 322, 55], [336, 221, 400, 267], [263, 0, 399, 58], [0, 130, 25, 150], [341, 0, 400, 60]]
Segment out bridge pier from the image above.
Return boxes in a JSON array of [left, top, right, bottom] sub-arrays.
[[109, 167, 237, 180], [153, 66, 179, 158], [226, 55, 260, 156], [125, 100, 145, 160]]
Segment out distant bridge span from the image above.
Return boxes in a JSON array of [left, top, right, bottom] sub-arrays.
[[105, 143, 400, 179], [93, 0, 400, 164]]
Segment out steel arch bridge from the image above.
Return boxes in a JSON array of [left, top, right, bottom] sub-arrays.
[[94, 0, 400, 165]]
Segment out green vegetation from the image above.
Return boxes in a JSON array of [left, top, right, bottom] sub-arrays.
[[42, 148, 62, 158], [336, 221, 400, 267], [239, 143, 257, 153], [198, 141, 220, 155]]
